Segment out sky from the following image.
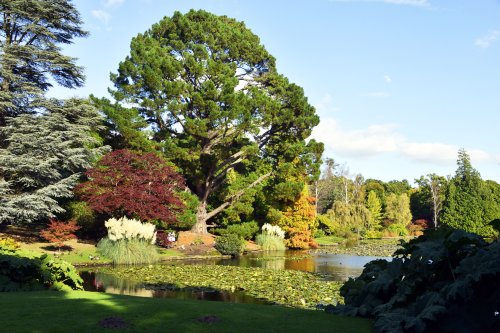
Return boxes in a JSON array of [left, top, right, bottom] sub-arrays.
[[49, 0, 500, 183]]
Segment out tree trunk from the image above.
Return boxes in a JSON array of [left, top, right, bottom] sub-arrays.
[[191, 201, 209, 234]]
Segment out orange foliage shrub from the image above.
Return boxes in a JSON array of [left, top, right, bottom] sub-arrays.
[[277, 186, 316, 249], [40, 219, 80, 248]]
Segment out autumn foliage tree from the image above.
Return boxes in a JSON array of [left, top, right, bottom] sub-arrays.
[[277, 185, 317, 249], [40, 219, 80, 249], [75, 149, 185, 223]]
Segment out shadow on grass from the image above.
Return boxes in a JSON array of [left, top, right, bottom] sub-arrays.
[[0, 290, 373, 333], [41, 245, 74, 252]]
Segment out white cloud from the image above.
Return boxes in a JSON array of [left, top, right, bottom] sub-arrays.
[[312, 114, 495, 165], [330, 0, 429, 7], [104, 0, 124, 7], [363, 91, 391, 98], [475, 30, 500, 48], [315, 94, 341, 114], [384, 75, 392, 83], [92, 9, 110, 25]]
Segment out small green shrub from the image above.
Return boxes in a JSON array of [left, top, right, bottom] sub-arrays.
[[218, 221, 259, 240], [0, 248, 83, 291], [255, 234, 286, 251], [214, 234, 244, 257], [97, 238, 158, 265], [386, 223, 408, 236], [313, 228, 326, 239], [67, 200, 95, 228], [364, 230, 383, 239]]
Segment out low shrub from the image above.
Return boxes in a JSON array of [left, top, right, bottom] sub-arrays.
[[40, 219, 80, 248], [66, 200, 96, 235], [0, 248, 83, 291], [97, 238, 158, 265], [328, 228, 500, 333], [313, 228, 326, 239], [214, 234, 244, 257], [255, 234, 286, 251], [97, 217, 159, 264], [364, 229, 383, 239], [385, 223, 408, 237], [255, 224, 286, 251], [218, 221, 259, 240], [0, 237, 20, 252]]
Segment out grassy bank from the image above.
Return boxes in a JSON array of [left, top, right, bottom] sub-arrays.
[[313, 238, 402, 257], [0, 291, 372, 333]]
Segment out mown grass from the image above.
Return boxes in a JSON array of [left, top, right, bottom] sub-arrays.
[[2, 233, 372, 332], [314, 235, 345, 245], [0, 291, 373, 333], [10, 239, 184, 266]]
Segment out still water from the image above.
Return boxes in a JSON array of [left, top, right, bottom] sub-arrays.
[[80, 251, 389, 304]]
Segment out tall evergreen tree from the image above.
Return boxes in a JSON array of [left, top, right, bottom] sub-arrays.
[[441, 149, 496, 236], [0, 98, 108, 225], [107, 10, 322, 233], [0, 0, 87, 126]]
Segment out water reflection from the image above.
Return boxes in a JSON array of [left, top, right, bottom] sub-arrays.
[[80, 251, 390, 303], [215, 251, 389, 281], [80, 271, 268, 304]]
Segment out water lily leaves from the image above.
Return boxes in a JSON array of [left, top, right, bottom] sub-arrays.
[[98, 264, 343, 309]]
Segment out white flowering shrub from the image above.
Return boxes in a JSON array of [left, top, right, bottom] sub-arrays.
[[98, 216, 159, 264], [261, 223, 285, 239], [256, 224, 286, 251], [104, 216, 157, 244]]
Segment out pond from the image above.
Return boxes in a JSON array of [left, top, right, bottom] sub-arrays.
[[80, 251, 390, 305]]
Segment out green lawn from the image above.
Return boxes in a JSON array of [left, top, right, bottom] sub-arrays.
[[0, 291, 372, 333], [315, 235, 345, 245]]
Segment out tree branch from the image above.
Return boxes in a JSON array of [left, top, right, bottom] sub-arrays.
[[205, 171, 271, 220]]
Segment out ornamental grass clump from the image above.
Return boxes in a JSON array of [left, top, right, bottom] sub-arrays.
[[256, 223, 286, 251], [97, 217, 158, 265]]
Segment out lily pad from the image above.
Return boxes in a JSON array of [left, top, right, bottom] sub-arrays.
[[97, 264, 343, 309]]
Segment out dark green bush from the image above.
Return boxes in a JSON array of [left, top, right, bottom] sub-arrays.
[[214, 233, 244, 257], [218, 221, 259, 240], [328, 228, 500, 333], [0, 248, 83, 291]]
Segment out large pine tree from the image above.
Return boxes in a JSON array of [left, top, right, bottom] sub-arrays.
[[107, 10, 322, 233]]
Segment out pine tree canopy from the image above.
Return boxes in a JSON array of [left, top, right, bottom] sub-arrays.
[[0, 98, 109, 225], [107, 10, 323, 233], [0, 0, 87, 124]]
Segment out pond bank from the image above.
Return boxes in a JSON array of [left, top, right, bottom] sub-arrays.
[[312, 238, 403, 257]]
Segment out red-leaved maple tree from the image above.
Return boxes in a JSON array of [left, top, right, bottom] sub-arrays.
[[40, 219, 80, 248], [75, 149, 185, 222]]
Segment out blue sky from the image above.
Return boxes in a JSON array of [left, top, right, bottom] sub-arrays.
[[49, 0, 500, 183]]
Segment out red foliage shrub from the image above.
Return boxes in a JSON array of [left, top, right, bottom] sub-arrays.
[[75, 149, 185, 223], [40, 219, 80, 248], [414, 219, 432, 229]]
